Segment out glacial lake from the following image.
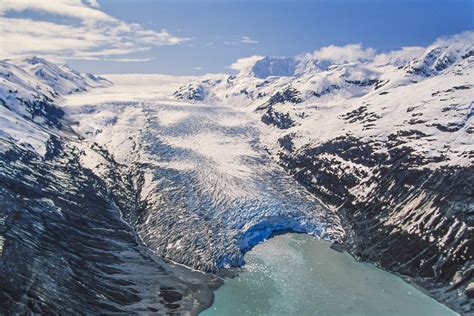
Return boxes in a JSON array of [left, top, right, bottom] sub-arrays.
[[202, 233, 457, 316]]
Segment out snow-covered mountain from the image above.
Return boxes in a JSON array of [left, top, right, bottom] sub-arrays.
[[174, 31, 474, 312], [243, 56, 298, 78], [1, 31, 472, 314], [0, 57, 111, 154]]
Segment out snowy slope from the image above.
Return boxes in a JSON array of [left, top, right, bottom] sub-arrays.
[[19, 56, 111, 95], [174, 32, 473, 171], [0, 57, 111, 155]]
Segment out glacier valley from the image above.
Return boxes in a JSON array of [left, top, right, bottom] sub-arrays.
[[0, 31, 472, 314]]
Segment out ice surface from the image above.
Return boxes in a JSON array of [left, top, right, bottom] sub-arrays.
[[62, 78, 344, 270]]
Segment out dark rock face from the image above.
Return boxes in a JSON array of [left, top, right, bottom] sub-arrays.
[[261, 108, 295, 129], [345, 79, 379, 86], [173, 84, 207, 101], [344, 165, 473, 302], [279, 136, 384, 205], [276, 135, 473, 313], [0, 97, 64, 129], [267, 87, 302, 105], [256, 87, 301, 129], [23, 99, 65, 128], [278, 133, 296, 152]]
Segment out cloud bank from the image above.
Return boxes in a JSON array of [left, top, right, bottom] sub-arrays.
[[312, 43, 376, 63], [229, 55, 264, 71]]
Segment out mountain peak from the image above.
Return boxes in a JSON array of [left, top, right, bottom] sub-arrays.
[[249, 56, 297, 78], [406, 31, 474, 76]]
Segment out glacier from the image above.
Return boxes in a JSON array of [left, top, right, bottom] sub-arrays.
[[64, 76, 345, 271]]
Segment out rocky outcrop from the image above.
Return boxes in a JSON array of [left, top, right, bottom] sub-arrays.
[[173, 83, 208, 101], [261, 108, 296, 129]]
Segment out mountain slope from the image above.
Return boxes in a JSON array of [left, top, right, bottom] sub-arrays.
[[0, 58, 219, 314]]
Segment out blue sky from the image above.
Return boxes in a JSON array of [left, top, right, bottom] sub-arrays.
[[1, 0, 473, 75]]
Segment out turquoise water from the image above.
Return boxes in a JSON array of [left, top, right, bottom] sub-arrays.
[[202, 233, 456, 316]]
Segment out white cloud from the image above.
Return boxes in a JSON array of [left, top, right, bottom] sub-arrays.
[[240, 36, 258, 44], [229, 55, 263, 71], [225, 36, 259, 45], [433, 30, 474, 47], [0, 0, 112, 24], [312, 43, 376, 63], [0, 0, 190, 61], [373, 46, 425, 65], [83, 0, 101, 8], [106, 57, 154, 63]]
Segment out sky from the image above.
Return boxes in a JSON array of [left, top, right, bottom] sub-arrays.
[[0, 0, 473, 75]]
